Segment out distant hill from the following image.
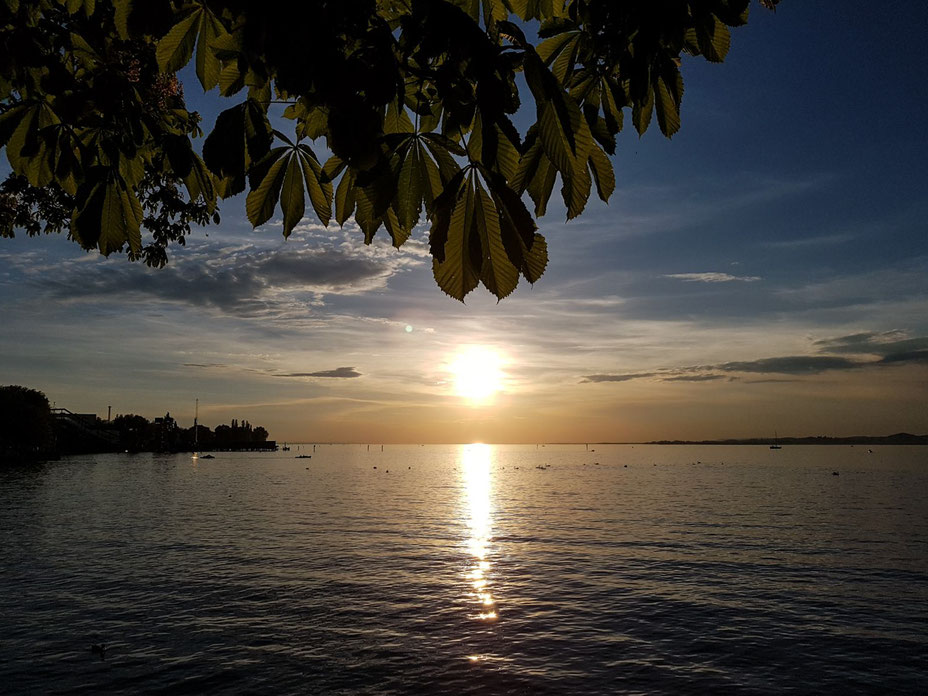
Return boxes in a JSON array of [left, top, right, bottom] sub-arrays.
[[645, 433, 928, 445]]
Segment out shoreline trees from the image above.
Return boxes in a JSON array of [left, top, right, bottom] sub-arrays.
[[116, 411, 271, 453], [0, 384, 271, 461], [0, 385, 55, 460]]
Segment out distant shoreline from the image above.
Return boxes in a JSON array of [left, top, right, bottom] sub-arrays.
[[6, 436, 926, 460], [268, 435, 928, 446], [640, 433, 927, 446]]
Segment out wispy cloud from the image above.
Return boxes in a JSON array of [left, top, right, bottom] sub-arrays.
[[30, 226, 426, 323], [776, 261, 928, 310], [560, 172, 834, 246], [274, 367, 362, 379], [580, 333, 928, 384], [715, 356, 860, 374], [880, 350, 928, 365], [812, 331, 928, 357], [182, 361, 364, 380], [762, 233, 856, 249], [665, 272, 762, 283], [581, 372, 657, 383], [661, 374, 728, 382]]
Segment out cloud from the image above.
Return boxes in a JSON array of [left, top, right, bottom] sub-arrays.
[[581, 333, 928, 386], [879, 349, 928, 365], [715, 355, 863, 374], [664, 272, 762, 283], [581, 372, 657, 383], [558, 172, 833, 247], [714, 346, 928, 374], [775, 262, 928, 312], [34, 234, 426, 322], [813, 331, 928, 357], [742, 378, 803, 384], [580, 357, 857, 384], [255, 250, 391, 290], [814, 331, 904, 351], [183, 362, 364, 379], [274, 367, 362, 379], [762, 233, 856, 249]]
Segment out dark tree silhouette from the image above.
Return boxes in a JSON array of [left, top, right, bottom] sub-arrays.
[[112, 413, 153, 451], [0, 385, 55, 460]]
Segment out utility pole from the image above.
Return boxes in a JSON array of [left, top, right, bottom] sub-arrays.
[[107, 405, 112, 422]]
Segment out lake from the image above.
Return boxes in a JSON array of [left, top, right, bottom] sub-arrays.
[[1, 444, 926, 694]]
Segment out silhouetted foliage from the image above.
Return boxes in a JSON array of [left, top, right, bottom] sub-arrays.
[[111, 411, 270, 451], [213, 419, 267, 445], [0, 385, 54, 460], [112, 413, 153, 451], [1, 0, 778, 300]]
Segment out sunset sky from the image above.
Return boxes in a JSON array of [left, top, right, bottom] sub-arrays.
[[1, 3, 926, 443]]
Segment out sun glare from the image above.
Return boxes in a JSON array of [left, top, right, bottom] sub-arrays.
[[450, 347, 505, 404]]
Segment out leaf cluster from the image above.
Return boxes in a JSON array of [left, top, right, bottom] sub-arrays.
[[1, 0, 770, 300]]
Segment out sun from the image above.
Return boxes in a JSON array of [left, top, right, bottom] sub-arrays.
[[450, 347, 505, 404]]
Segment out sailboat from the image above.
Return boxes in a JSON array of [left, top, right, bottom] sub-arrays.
[[192, 398, 199, 459], [770, 431, 782, 450], [193, 400, 215, 458]]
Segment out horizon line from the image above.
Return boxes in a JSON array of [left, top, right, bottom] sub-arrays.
[[278, 433, 928, 446]]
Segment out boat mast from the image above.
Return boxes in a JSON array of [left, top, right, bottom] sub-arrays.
[[194, 398, 198, 451]]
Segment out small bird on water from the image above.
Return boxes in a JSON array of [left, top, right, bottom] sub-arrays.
[[90, 643, 107, 659]]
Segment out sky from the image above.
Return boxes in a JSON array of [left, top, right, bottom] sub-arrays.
[[1, 2, 927, 443]]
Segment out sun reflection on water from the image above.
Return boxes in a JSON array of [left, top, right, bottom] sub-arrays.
[[461, 443, 497, 623]]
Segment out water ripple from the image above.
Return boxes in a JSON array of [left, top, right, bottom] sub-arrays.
[[1, 445, 926, 694]]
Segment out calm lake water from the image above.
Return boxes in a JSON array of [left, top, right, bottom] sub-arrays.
[[1, 444, 926, 694]]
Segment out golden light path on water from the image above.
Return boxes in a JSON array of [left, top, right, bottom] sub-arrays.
[[461, 443, 497, 666]]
